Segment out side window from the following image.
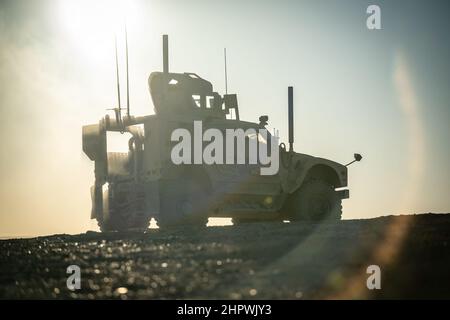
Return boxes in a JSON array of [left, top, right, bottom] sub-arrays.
[[192, 95, 201, 108], [205, 95, 214, 108]]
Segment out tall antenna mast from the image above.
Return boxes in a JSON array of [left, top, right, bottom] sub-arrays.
[[114, 34, 122, 112], [224, 48, 228, 94], [125, 23, 130, 117], [163, 35, 169, 73], [288, 86, 294, 152]]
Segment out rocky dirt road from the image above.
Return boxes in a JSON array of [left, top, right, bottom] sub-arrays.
[[1, 214, 449, 299]]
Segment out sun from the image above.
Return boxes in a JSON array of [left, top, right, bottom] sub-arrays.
[[58, 0, 132, 34], [58, 0, 137, 61]]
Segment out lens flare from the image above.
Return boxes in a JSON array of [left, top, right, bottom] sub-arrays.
[[393, 50, 426, 213]]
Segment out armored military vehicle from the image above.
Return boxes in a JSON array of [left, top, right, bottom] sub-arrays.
[[82, 35, 360, 232]]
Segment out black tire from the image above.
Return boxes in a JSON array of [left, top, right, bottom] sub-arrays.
[[97, 187, 150, 232], [156, 179, 209, 228], [287, 179, 342, 221]]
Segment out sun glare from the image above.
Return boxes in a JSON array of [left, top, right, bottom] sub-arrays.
[[58, 0, 137, 61]]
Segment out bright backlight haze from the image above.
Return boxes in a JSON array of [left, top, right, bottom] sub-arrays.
[[1, 0, 449, 237]]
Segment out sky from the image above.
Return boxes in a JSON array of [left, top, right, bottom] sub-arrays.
[[0, 0, 449, 237]]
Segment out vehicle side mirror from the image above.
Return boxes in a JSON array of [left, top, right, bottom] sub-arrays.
[[345, 153, 363, 167]]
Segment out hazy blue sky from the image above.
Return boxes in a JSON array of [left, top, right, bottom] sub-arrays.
[[0, 0, 449, 236]]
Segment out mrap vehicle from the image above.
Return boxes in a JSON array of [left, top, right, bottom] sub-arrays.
[[82, 35, 360, 232]]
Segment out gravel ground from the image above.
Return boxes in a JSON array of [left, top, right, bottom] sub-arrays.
[[1, 213, 449, 299]]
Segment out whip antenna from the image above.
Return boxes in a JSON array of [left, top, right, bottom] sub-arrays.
[[114, 34, 122, 112], [125, 23, 130, 117], [224, 48, 228, 94]]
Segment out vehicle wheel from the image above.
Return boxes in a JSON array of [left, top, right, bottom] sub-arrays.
[[97, 186, 150, 232], [157, 179, 209, 228], [288, 179, 342, 221]]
